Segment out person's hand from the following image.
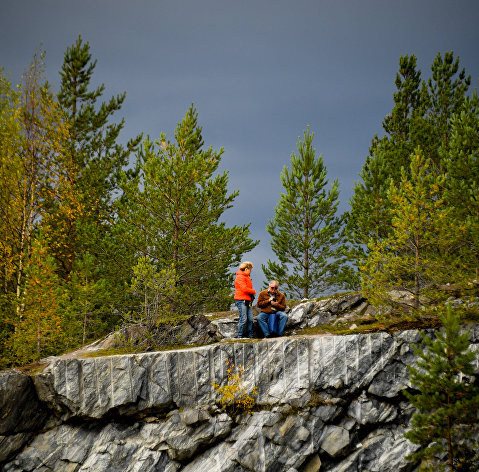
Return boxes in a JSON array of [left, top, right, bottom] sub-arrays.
[[269, 296, 274, 302]]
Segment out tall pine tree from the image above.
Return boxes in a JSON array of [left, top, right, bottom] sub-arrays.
[[347, 55, 425, 274], [349, 52, 474, 290], [117, 104, 258, 315], [427, 51, 471, 167], [56, 36, 141, 340], [443, 91, 479, 278], [57, 35, 142, 270], [345, 149, 394, 283], [57, 35, 141, 219], [263, 126, 347, 299]]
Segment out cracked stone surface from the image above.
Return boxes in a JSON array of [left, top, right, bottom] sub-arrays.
[[1, 315, 479, 471]]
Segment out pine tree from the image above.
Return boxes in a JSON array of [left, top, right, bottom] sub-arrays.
[[56, 35, 141, 337], [380, 54, 426, 180], [348, 52, 474, 287], [66, 252, 110, 346], [404, 306, 479, 471], [347, 55, 425, 272], [117, 104, 258, 314], [383, 55, 423, 143], [362, 153, 473, 312], [56, 35, 141, 268], [263, 126, 347, 299], [345, 150, 394, 274], [427, 51, 471, 167], [444, 91, 479, 278], [57, 35, 141, 218], [377, 51, 470, 178]]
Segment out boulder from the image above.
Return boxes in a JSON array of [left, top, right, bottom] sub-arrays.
[[327, 427, 419, 472], [210, 318, 238, 339], [302, 454, 322, 472], [0, 370, 48, 463], [319, 425, 350, 457], [285, 293, 369, 330], [286, 301, 315, 327], [0, 370, 47, 435]]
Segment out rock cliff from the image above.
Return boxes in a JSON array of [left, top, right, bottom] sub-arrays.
[[1, 297, 478, 472]]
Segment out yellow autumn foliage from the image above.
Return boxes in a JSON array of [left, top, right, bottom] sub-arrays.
[[212, 359, 258, 416]]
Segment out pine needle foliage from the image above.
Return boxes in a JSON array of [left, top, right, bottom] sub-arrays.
[[263, 126, 348, 299], [57, 35, 142, 339], [404, 306, 479, 471], [443, 91, 479, 277], [348, 52, 474, 287], [362, 153, 473, 313], [117, 105, 258, 315]]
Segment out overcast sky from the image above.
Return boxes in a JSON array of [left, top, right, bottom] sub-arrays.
[[1, 0, 478, 287]]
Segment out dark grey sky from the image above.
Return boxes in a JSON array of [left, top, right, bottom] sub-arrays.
[[1, 0, 478, 287]]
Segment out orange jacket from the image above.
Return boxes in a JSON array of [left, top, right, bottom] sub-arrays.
[[234, 270, 256, 300]]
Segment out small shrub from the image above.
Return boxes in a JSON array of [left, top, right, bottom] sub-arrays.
[[212, 359, 258, 416]]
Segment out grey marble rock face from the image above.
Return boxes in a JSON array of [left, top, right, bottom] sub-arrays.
[[0, 371, 47, 435], [0, 433, 33, 465], [1, 322, 479, 472], [285, 294, 368, 331], [60, 294, 370, 361], [210, 318, 238, 339], [32, 327, 443, 421], [0, 370, 48, 463], [326, 427, 419, 472], [287, 302, 316, 327], [318, 425, 350, 457], [347, 392, 397, 425]]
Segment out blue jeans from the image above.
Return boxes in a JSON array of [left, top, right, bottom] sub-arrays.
[[257, 311, 288, 337], [235, 300, 253, 338]]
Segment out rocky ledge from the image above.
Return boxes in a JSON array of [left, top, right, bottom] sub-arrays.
[[1, 297, 478, 472]]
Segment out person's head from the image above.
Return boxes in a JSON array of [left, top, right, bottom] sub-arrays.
[[268, 280, 279, 292], [239, 261, 253, 275]]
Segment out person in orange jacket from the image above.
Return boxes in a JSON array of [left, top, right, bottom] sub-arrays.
[[234, 261, 256, 338]]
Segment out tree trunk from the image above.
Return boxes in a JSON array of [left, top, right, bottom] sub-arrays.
[[304, 242, 309, 299], [83, 309, 88, 345], [36, 317, 41, 359], [304, 173, 310, 299], [414, 234, 420, 310], [446, 415, 454, 471]]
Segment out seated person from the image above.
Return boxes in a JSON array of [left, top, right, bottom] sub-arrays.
[[256, 280, 288, 337]]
